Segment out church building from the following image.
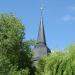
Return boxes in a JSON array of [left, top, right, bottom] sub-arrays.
[[33, 15, 51, 62]]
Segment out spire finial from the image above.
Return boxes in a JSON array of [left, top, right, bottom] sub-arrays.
[[40, 0, 44, 16], [37, 0, 46, 45]]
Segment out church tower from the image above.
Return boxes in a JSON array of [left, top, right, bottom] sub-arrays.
[[33, 13, 51, 62]]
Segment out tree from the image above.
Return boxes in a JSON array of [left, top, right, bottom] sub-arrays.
[[0, 13, 24, 64], [0, 53, 11, 75], [0, 13, 33, 75]]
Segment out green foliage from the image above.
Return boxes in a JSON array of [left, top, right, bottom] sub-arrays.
[[35, 44, 75, 75], [8, 66, 29, 75], [0, 13, 33, 75], [0, 13, 24, 64], [0, 54, 11, 75], [0, 54, 29, 75]]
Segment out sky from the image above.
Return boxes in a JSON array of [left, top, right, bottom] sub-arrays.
[[0, 0, 75, 50]]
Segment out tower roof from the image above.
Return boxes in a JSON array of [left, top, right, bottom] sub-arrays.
[[32, 1, 51, 62], [37, 16, 46, 45], [32, 15, 51, 62]]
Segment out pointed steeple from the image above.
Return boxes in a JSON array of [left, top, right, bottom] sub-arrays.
[[32, 0, 51, 62], [37, 16, 46, 45]]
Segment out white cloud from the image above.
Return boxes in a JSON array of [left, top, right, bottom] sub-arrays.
[[57, 6, 75, 22], [67, 6, 75, 11], [61, 15, 75, 21]]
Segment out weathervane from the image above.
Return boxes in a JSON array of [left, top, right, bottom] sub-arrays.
[[40, 0, 44, 16]]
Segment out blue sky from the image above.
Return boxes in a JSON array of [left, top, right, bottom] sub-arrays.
[[0, 0, 75, 50]]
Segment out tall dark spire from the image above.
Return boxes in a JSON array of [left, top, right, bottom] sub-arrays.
[[37, 0, 46, 45], [37, 16, 46, 45], [32, 0, 51, 62]]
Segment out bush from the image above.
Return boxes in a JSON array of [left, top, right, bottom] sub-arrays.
[[35, 44, 75, 75]]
